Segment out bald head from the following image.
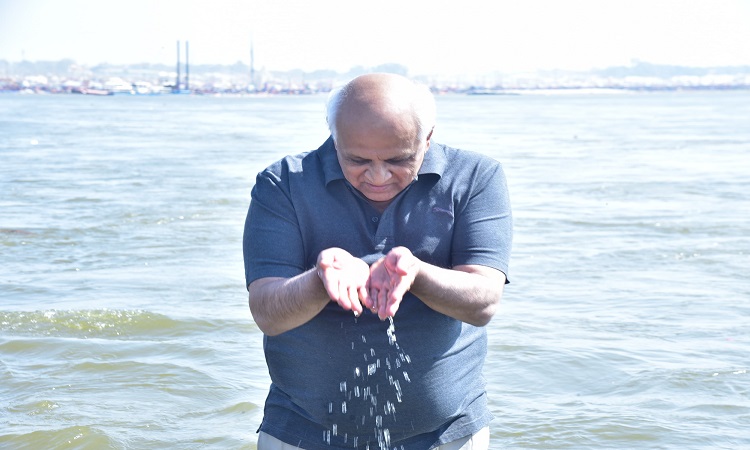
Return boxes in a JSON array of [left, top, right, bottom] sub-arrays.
[[326, 73, 436, 143]]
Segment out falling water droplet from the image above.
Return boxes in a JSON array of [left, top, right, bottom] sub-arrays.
[[387, 317, 397, 345]]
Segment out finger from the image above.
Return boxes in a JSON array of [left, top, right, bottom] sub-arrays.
[[358, 286, 372, 309], [349, 285, 363, 316], [381, 274, 412, 319], [384, 252, 400, 274], [368, 288, 379, 312], [360, 276, 372, 309], [337, 281, 353, 311], [377, 286, 389, 320], [385, 296, 401, 318]]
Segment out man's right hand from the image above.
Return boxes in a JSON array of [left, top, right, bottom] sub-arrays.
[[316, 248, 371, 317]]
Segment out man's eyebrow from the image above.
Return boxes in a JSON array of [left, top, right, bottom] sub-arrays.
[[386, 154, 415, 163]]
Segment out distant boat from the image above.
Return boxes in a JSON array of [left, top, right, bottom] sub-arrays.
[[466, 87, 518, 96], [72, 87, 113, 96]]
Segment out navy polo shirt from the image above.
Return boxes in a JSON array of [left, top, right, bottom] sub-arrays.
[[243, 137, 512, 449]]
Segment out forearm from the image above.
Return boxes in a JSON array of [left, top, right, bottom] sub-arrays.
[[410, 263, 505, 326], [248, 269, 330, 336]]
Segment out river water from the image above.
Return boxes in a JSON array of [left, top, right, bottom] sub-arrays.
[[1, 91, 748, 449]]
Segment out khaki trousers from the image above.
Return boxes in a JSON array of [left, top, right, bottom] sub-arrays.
[[257, 426, 490, 450]]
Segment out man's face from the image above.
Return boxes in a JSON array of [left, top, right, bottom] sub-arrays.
[[335, 122, 429, 207]]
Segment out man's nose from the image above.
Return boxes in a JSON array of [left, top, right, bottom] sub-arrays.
[[367, 164, 391, 183]]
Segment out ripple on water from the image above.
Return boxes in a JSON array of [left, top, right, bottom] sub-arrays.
[[0, 308, 262, 449], [0, 426, 118, 449], [0, 309, 224, 339]]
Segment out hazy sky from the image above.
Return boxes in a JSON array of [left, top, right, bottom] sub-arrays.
[[1, 0, 749, 75]]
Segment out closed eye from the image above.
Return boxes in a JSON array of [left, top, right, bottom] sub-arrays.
[[385, 156, 414, 165], [346, 157, 370, 165]]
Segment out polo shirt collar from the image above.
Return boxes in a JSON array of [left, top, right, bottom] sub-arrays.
[[418, 141, 447, 178], [320, 136, 345, 186], [320, 136, 447, 186]]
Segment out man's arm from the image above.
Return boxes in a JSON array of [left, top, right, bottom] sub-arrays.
[[248, 270, 330, 337], [411, 262, 505, 327], [249, 247, 371, 336]]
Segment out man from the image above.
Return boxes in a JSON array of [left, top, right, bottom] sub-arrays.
[[244, 73, 512, 449]]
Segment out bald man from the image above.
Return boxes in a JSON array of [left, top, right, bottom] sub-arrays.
[[243, 73, 512, 450]]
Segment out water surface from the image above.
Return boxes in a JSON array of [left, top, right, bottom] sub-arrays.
[[1, 91, 748, 449]]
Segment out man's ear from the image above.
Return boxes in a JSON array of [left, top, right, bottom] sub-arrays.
[[425, 127, 434, 147]]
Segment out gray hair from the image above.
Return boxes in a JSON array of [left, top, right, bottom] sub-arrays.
[[326, 76, 437, 141]]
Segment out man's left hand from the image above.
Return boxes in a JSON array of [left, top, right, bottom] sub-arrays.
[[368, 247, 420, 320]]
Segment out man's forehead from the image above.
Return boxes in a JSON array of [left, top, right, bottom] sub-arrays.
[[337, 97, 410, 123], [336, 104, 418, 141], [337, 143, 417, 157], [344, 73, 416, 102]]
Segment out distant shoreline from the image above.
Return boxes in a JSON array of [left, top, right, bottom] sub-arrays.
[[2, 60, 750, 97], [3, 85, 749, 97]]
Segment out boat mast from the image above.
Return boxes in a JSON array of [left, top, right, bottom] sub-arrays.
[[175, 41, 181, 92], [250, 38, 255, 88], [185, 41, 190, 91]]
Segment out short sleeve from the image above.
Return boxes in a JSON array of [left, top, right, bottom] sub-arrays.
[[451, 161, 513, 280], [243, 166, 306, 289]]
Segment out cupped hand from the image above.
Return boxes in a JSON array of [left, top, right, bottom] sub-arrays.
[[316, 248, 370, 316], [368, 246, 420, 320]]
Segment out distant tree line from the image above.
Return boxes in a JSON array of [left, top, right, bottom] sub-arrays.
[[0, 58, 410, 82], [592, 61, 750, 78]]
